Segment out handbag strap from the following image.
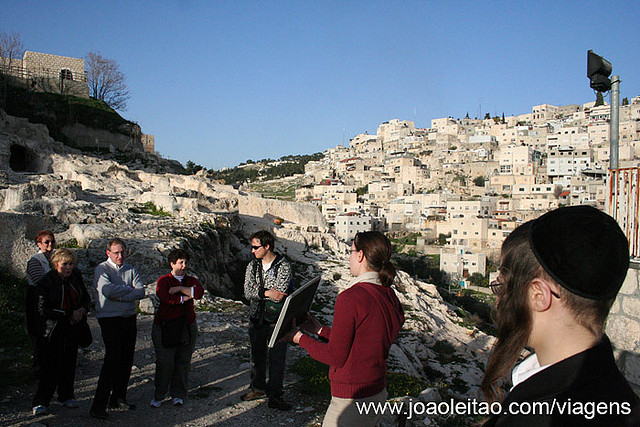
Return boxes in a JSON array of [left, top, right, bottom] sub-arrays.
[[254, 260, 266, 324]]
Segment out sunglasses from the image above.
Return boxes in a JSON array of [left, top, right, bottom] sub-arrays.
[[250, 245, 263, 250], [40, 240, 55, 245]]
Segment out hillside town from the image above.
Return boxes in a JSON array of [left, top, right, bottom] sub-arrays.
[[2, 39, 640, 424], [293, 97, 640, 282]]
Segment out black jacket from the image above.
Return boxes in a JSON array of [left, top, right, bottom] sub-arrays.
[[34, 268, 91, 340], [484, 335, 640, 426]]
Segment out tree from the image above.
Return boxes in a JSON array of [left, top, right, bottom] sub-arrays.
[[185, 160, 204, 175], [595, 92, 604, 107], [85, 52, 130, 111], [437, 233, 450, 246], [468, 272, 488, 288], [0, 31, 24, 69], [622, 97, 629, 106], [473, 176, 486, 187], [0, 31, 24, 108], [553, 185, 564, 199]]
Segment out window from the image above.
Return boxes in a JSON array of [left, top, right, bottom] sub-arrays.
[[59, 69, 73, 80]]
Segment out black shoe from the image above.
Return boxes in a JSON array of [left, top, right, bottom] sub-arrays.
[[268, 397, 292, 411], [90, 408, 109, 420], [109, 399, 136, 410]]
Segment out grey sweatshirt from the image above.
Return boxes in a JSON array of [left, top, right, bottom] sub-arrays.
[[94, 258, 146, 318]]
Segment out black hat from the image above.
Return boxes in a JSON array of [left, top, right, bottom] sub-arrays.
[[528, 205, 629, 300]]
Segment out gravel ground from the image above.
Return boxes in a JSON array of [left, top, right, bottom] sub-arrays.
[[0, 301, 328, 427]]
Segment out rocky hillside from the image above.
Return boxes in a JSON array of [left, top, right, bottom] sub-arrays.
[[0, 109, 494, 424]]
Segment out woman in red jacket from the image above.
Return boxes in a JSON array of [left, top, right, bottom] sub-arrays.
[[291, 231, 404, 426], [150, 249, 204, 408]]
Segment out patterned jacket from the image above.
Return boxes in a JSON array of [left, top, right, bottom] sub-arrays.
[[244, 253, 291, 321]]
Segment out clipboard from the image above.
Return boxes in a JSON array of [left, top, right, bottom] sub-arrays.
[[267, 276, 321, 348]]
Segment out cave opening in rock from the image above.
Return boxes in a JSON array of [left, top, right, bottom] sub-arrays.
[[9, 144, 33, 172]]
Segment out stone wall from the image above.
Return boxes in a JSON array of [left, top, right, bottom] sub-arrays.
[[23, 51, 85, 82], [237, 195, 327, 229], [61, 123, 143, 152], [606, 263, 640, 390], [142, 134, 155, 153], [3, 51, 90, 98]]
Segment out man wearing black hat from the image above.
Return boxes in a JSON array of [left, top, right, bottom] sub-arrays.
[[481, 205, 640, 426]]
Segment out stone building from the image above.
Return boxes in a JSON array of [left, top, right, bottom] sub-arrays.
[[334, 212, 372, 242], [1, 51, 89, 98], [142, 134, 155, 154]]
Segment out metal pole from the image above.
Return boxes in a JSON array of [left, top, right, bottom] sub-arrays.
[[610, 75, 620, 169]]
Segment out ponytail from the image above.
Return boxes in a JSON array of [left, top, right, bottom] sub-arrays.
[[353, 231, 396, 287], [378, 259, 397, 287]]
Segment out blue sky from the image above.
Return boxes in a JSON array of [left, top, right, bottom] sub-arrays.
[[2, 1, 639, 169]]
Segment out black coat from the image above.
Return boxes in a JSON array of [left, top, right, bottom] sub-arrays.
[[484, 335, 640, 426], [34, 268, 91, 340]]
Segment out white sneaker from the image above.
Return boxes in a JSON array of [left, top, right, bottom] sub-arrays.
[[32, 405, 47, 416], [150, 398, 162, 408], [172, 397, 184, 406]]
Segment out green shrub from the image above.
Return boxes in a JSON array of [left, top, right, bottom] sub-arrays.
[[292, 356, 424, 398], [291, 356, 330, 395], [129, 201, 171, 217], [58, 238, 81, 248], [387, 371, 425, 397], [2, 85, 133, 145], [0, 268, 33, 386]]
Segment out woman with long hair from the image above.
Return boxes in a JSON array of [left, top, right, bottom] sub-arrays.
[[31, 248, 90, 416], [481, 206, 640, 425], [289, 231, 404, 426]]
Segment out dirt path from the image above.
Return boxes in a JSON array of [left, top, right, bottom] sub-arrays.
[[0, 300, 328, 426]]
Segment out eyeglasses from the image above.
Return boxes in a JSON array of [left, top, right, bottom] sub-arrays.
[[489, 279, 561, 299], [250, 245, 263, 251], [489, 280, 503, 295]]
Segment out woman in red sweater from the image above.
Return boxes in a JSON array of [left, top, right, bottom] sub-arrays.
[[291, 231, 404, 426], [150, 249, 204, 408]]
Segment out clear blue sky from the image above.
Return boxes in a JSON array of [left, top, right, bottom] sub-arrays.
[[2, 1, 639, 169]]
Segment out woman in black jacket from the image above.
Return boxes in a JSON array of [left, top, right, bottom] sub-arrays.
[[31, 248, 91, 416]]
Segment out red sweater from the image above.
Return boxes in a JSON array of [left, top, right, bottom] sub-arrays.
[[155, 273, 204, 325], [299, 282, 404, 398]]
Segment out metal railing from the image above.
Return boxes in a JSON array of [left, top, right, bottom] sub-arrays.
[[0, 63, 87, 82], [609, 167, 640, 259]]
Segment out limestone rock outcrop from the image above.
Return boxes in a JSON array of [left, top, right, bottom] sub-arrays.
[[0, 108, 494, 401]]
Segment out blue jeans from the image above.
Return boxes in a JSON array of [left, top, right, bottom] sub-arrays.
[[248, 321, 287, 398]]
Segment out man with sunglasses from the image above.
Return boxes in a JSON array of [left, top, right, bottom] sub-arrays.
[[241, 230, 293, 411]]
